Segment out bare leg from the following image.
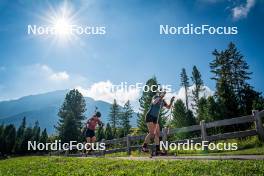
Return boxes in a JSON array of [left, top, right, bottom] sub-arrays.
[[91, 136, 96, 143], [142, 122, 155, 152], [154, 124, 165, 155], [86, 137, 91, 143], [154, 123, 160, 145], [144, 122, 155, 144], [89, 136, 96, 153], [86, 137, 92, 154]]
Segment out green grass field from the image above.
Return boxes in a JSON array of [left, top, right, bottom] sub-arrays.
[[105, 146, 264, 157], [0, 156, 264, 176]]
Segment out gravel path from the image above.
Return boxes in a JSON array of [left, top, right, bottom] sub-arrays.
[[108, 155, 264, 160]]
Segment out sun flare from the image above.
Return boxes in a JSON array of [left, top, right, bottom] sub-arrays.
[[37, 1, 82, 45], [54, 18, 71, 36]]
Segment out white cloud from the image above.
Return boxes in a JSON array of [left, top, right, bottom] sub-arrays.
[[0, 64, 88, 100], [76, 81, 214, 113], [39, 64, 69, 81], [166, 85, 214, 111], [49, 71, 69, 81], [232, 0, 255, 20], [76, 80, 140, 107]]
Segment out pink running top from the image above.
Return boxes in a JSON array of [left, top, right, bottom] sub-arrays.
[[86, 116, 101, 130]]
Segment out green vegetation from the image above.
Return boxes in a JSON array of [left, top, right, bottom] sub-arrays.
[[119, 100, 134, 137], [105, 136, 264, 157], [56, 89, 86, 143], [1, 43, 264, 174], [0, 156, 264, 176], [108, 99, 120, 138], [191, 65, 204, 113], [168, 146, 264, 156], [0, 117, 48, 156], [104, 145, 264, 157]]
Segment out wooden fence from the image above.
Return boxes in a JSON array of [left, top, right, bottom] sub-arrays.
[[56, 110, 264, 156], [98, 110, 264, 156]]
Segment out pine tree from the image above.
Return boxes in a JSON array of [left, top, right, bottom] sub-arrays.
[[109, 99, 120, 138], [227, 43, 251, 104], [96, 125, 105, 141], [240, 84, 262, 115], [40, 128, 48, 144], [0, 124, 3, 135], [206, 96, 222, 121], [186, 110, 196, 126], [253, 95, 264, 111], [32, 121, 40, 142], [171, 99, 187, 128], [210, 42, 255, 117], [17, 117, 26, 139], [197, 97, 208, 122], [119, 100, 133, 137], [191, 66, 204, 113], [197, 96, 222, 123], [14, 117, 26, 154], [56, 89, 86, 142], [105, 123, 113, 140], [137, 77, 159, 133], [20, 127, 33, 154], [0, 124, 4, 154], [2, 124, 16, 154], [180, 68, 190, 110], [211, 45, 239, 117], [171, 99, 195, 139]]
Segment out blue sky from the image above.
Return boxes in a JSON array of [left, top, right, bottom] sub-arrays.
[[0, 0, 264, 106]]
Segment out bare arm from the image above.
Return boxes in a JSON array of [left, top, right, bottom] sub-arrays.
[[164, 96, 175, 109], [152, 96, 161, 104], [98, 119, 103, 126]]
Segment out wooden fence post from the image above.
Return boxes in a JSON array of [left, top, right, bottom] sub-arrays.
[[200, 120, 207, 141], [200, 120, 208, 151], [126, 135, 131, 155], [252, 110, 264, 142], [162, 127, 168, 142], [162, 128, 168, 152]]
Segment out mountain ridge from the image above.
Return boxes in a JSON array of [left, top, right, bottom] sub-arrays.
[[0, 90, 137, 134]]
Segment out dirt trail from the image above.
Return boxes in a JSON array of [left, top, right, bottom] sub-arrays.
[[106, 155, 264, 161]]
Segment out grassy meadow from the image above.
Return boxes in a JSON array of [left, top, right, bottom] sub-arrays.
[[0, 156, 264, 176]]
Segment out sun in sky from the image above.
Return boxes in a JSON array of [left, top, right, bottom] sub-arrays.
[[54, 17, 71, 36], [38, 1, 80, 45]]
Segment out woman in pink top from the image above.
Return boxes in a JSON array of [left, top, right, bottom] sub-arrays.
[[85, 111, 103, 144]]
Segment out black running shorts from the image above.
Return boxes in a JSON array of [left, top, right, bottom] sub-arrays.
[[85, 129, 95, 138], [145, 113, 158, 124]]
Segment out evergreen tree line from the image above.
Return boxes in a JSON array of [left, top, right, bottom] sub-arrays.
[[3, 42, 262, 155], [56, 89, 134, 142], [0, 117, 48, 156], [96, 100, 134, 140], [48, 42, 264, 143], [137, 42, 264, 134]]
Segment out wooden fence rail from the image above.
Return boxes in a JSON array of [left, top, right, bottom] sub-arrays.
[[100, 110, 264, 155], [54, 110, 263, 156]]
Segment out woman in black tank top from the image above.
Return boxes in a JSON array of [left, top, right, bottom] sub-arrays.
[[142, 90, 175, 156]]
